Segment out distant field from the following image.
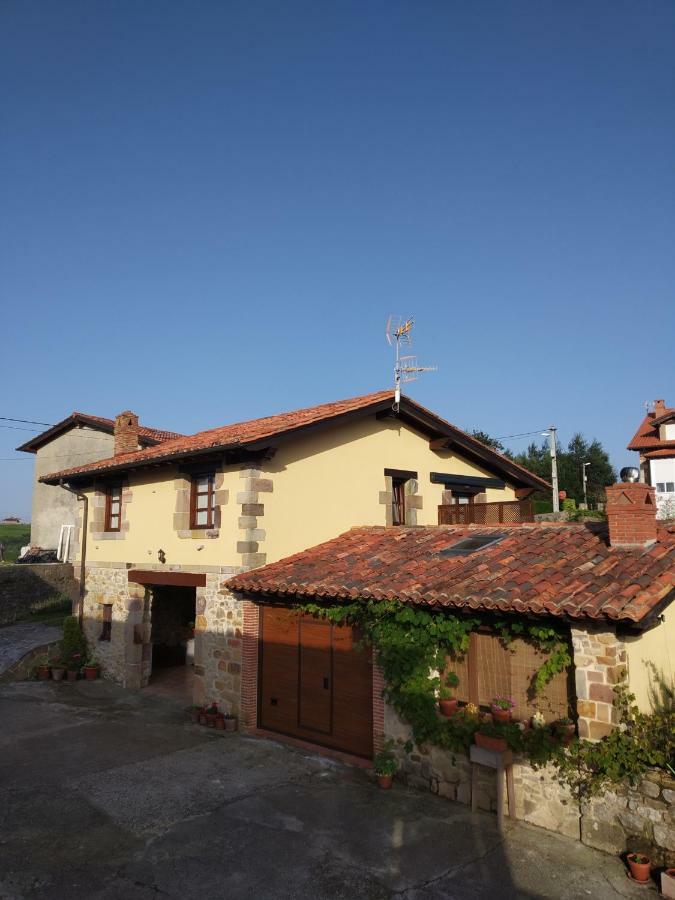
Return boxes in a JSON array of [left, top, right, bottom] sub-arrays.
[[0, 523, 31, 563]]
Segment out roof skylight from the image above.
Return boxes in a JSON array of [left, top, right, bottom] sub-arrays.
[[439, 533, 507, 558]]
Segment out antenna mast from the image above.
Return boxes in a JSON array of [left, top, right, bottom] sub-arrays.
[[385, 316, 437, 411]]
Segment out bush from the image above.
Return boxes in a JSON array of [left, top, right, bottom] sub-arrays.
[[60, 616, 87, 670], [562, 498, 577, 512]]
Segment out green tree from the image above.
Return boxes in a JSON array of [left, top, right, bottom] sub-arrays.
[[513, 435, 615, 505], [470, 430, 513, 459]]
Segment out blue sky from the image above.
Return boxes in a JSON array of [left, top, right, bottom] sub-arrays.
[[1, 1, 674, 519]]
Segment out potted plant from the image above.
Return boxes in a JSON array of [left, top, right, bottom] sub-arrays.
[[490, 696, 515, 723], [215, 712, 226, 730], [188, 705, 202, 724], [83, 658, 100, 681], [66, 652, 82, 682], [224, 713, 238, 732], [554, 716, 575, 744], [35, 657, 51, 680], [626, 853, 651, 884], [474, 720, 510, 753], [373, 744, 397, 789], [661, 868, 675, 899], [50, 661, 65, 682], [438, 672, 460, 717], [205, 701, 218, 728]]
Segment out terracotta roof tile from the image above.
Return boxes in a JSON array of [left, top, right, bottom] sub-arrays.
[[227, 523, 675, 627], [628, 407, 675, 451]]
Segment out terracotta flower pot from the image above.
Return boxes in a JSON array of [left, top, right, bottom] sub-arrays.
[[556, 723, 575, 744], [626, 854, 650, 883], [491, 707, 512, 724], [439, 699, 458, 717], [661, 868, 675, 899], [37, 665, 51, 680], [66, 670, 79, 683], [215, 714, 226, 730], [377, 774, 393, 790], [83, 666, 99, 681], [224, 717, 238, 732], [205, 713, 217, 728], [475, 732, 508, 753], [189, 709, 201, 724], [51, 666, 65, 682], [198, 713, 208, 726]]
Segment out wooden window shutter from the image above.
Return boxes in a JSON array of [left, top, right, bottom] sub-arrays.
[[474, 632, 511, 707]]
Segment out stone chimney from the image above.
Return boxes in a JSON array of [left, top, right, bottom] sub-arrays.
[[114, 411, 140, 456], [653, 399, 667, 418], [606, 481, 657, 548]]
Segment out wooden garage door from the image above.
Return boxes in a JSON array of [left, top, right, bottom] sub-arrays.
[[259, 607, 373, 758]]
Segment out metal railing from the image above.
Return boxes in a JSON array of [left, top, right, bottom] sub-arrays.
[[438, 499, 534, 526]]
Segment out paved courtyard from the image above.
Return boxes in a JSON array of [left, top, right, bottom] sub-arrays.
[[0, 681, 648, 899]]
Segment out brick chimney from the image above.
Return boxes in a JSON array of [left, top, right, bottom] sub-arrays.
[[113, 411, 140, 455], [653, 399, 667, 418], [606, 481, 657, 548]]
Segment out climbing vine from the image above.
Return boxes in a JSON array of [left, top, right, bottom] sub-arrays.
[[300, 599, 571, 757]]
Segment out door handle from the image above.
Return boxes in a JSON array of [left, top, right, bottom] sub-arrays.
[[323, 677, 329, 690], [270, 697, 278, 706]]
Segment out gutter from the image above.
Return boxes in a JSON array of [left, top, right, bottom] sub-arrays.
[[58, 480, 88, 627]]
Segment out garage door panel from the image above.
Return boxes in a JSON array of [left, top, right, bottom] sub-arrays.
[[298, 619, 332, 734], [332, 626, 373, 757], [259, 608, 299, 734]]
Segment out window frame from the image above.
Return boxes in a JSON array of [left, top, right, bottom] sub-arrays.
[[104, 484, 122, 533], [391, 477, 407, 526], [190, 473, 216, 530]]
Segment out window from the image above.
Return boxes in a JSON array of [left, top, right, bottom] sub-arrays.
[[447, 631, 571, 722], [104, 485, 122, 532], [392, 478, 406, 526], [656, 483, 665, 493], [439, 533, 506, 557], [190, 474, 215, 529], [667, 482, 675, 493], [100, 604, 112, 641]]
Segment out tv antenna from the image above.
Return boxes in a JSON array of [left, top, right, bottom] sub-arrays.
[[385, 315, 437, 411]]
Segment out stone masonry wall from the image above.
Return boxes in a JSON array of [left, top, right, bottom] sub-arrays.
[[194, 575, 243, 714], [571, 625, 627, 740]]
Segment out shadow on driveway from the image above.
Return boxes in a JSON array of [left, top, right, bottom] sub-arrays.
[[0, 682, 644, 899]]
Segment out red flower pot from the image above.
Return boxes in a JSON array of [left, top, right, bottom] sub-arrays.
[[190, 709, 201, 724], [83, 666, 99, 681], [491, 707, 512, 724], [475, 732, 508, 753], [215, 714, 226, 730], [439, 699, 458, 717], [205, 713, 217, 728], [377, 774, 393, 790], [66, 670, 79, 683], [627, 854, 650, 883], [198, 713, 208, 726], [37, 665, 51, 680]]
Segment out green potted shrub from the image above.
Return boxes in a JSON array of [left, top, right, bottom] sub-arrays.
[[35, 656, 51, 680], [60, 617, 87, 683], [373, 742, 398, 789], [438, 672, 460, 717], [83, 657, 101, 681], [626, 853, 651, 884], [474, 719, 519, 753]]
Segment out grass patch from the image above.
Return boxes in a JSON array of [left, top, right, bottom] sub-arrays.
[[0, 523, 31, 564], [17, 602, 72, 628]]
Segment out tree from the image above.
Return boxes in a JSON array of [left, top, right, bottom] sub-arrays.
[[470, 430, 513, 459], [512, 434, 616, 505]]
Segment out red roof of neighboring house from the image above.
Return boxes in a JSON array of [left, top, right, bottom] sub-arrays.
[[628, 403, 675, 452], [227, 522, 675, 628], [16, 413, 182, 453], [644, 448, 675, 460], [38, 390, 551, 491]]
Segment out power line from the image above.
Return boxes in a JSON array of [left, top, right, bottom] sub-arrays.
[[495, 429, 549, 441], [0, 416, 52, 426]]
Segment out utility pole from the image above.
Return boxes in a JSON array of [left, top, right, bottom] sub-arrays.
[[582, 461, 591, 508], [548, 426, 560, 513]]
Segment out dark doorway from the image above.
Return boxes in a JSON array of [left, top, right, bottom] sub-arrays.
[[150, 586, 196, 668]]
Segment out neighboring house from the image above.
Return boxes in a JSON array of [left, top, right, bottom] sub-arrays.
[[628, 398, 675, 519], [228, 480, 675, 839], [1, 516, 21, 523], [17, 412, 181, 558], [38, 389, 549, 702]]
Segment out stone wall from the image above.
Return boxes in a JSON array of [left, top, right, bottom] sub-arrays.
[[582, 771, 675, 867], [571, 625, 626, 740], [0, 563, 77, 625], [194, 576, 243, 714]]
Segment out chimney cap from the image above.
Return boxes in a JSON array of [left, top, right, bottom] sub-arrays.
[[620, 466, 640, 483]]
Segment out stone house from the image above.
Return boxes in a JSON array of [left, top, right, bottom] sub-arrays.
[[17, 412, 181, 558], [38, 389, 547, 708], [228, 479, 675, 861]]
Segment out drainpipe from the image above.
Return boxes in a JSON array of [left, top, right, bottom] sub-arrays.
[[59, 480, 88, 626]]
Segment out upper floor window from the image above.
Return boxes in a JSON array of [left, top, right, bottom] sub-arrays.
[[104, 485, 122, 532], [191, 474, 215, 528], [385, 468, 417, 527]]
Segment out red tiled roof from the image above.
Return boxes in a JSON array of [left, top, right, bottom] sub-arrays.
[[628, 407, 675, 451], [227, 522, 675, 627], [16, 412, 182, 453], [644, 448, 675, 460], [39, 390, 550, 491]]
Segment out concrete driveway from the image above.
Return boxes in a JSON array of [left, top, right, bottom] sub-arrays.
[[0, 682, 646, 899]]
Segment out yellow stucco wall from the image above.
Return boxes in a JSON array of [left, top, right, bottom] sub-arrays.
[[76, 414, 518, 568], [624, 601, 675, 713]]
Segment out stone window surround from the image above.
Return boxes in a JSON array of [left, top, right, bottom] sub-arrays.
[[89, 479, 132, 541], [379, 472, 423, 526], [173, 471, 228, 539]]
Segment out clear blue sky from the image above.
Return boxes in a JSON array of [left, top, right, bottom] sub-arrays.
[[1, 2, 674, 519]]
